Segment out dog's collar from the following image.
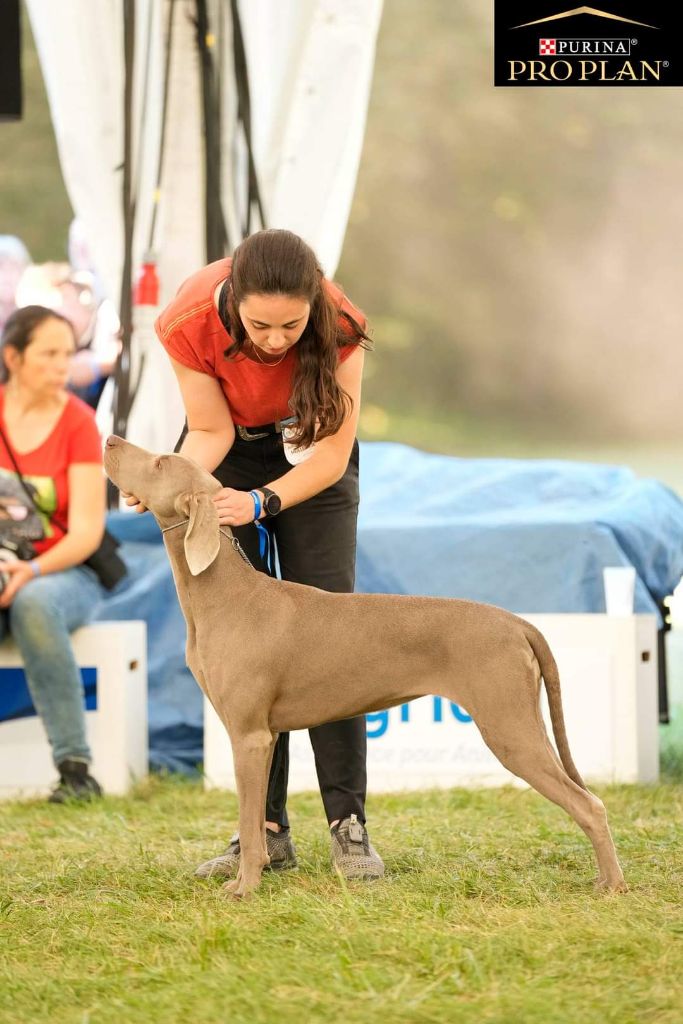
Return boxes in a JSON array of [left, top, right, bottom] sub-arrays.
[[161, 519, 190, 533], [160, 518, 254, 568]]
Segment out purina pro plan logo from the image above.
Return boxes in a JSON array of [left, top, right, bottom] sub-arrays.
[[494, 3, 683, 86]]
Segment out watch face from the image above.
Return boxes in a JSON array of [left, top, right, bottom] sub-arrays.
[[265, 492, 281, 515]]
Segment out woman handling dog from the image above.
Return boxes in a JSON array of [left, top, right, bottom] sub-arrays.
[[0, 306, 108, 801], [131, 228, 383, 880]]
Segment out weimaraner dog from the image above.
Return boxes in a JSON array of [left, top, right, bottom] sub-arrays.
[[104, 436, 627, 899]]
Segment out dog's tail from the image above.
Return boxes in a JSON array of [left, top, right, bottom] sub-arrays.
[[524, 623, 588, 791]]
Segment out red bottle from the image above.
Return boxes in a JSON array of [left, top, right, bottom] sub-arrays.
[[134, 253, 159, 306]]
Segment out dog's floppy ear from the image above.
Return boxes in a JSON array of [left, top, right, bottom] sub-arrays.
[[175, 491, 220, 576]]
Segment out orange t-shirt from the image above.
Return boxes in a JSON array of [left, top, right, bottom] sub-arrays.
[[155, 258, 366, 426]]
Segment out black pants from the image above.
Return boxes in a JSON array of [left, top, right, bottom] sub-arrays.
[[214, 432, 367, 827]]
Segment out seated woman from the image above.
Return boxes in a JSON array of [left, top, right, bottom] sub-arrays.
[[0, 305, 107, 801]]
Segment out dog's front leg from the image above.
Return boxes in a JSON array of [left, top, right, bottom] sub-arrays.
[[223, 728, 276, 900]]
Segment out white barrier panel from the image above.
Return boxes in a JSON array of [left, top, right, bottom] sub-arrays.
[[203, 614, 659, 792], [0, 621, 148, 800]]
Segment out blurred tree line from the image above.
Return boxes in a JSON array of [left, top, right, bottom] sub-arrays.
[[3, 0, 683, 446]]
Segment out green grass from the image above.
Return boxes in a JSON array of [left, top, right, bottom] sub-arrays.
[[1, 779, 682, 1024]]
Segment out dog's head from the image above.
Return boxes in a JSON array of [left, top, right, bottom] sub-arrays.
[[104, 435, 223, 576]]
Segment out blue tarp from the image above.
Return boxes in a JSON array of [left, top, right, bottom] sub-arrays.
[[97, 442, 683, 771]]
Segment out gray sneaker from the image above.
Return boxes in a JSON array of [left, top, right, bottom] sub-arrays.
[[330, 814, 384, 880], [48, 759, 103, 804], [194, 827, 298, 879]]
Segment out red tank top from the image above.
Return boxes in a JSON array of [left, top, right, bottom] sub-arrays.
[[155, 258, 366, 426]]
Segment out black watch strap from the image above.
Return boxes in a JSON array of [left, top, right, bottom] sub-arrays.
[[260, 486, 282, 517]]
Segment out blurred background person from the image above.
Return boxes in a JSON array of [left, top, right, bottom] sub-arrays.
[[58, 269, 120, 408], [0, 236, 31, 335], [15, 258, 121, 410], [65, 218, 121, 406], [0, 304, 107, 801]]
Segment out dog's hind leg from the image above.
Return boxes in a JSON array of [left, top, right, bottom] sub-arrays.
[[475, 710, 627, 893], [223, 727, 277, 899]]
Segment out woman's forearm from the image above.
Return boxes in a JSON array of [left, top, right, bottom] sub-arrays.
[[264, 445, 348, 511], [260, 347, 363, 511], [180, 429, 233, 473], [34, 528, 104, 576]]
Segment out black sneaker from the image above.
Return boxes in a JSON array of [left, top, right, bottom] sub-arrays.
[[195, 827, 298, 879], [48, 759, 103, 804], [330, 814, 384, 880]]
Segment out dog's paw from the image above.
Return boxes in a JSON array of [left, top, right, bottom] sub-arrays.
[[221, 870, 264, 900], [221, 878, 254, 900], [594, 876, 629, 894]]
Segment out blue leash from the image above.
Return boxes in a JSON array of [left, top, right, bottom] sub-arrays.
[[250, 490, 274, 575]]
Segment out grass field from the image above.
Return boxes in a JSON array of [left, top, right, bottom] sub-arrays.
[[1, 777, 682, 1024]]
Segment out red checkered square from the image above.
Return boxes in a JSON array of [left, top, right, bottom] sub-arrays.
[[539, 38, 556, 55]]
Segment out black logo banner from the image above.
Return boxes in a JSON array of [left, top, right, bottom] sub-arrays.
[[494, 2, 683, 86]]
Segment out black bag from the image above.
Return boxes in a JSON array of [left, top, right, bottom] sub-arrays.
[[80, 527, 127, 590], [0, 423, 127, 591]]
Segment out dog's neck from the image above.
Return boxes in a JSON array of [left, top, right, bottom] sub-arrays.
[[160, 517, 256, 587]]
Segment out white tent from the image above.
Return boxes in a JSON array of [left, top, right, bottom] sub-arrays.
[[26, 0, 383, 451]]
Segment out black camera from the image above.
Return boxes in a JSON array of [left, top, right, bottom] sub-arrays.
[[0, 537, 37, 594]]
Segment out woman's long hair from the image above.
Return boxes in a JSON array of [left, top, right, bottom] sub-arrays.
[[218, 229, 371, 448]]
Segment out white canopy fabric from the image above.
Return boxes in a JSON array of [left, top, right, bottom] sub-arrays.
[[235, 0, 384, 275], [26, 0, 382, 450]]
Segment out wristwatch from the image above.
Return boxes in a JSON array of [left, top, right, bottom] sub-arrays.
[[259, 486, 282, 517]]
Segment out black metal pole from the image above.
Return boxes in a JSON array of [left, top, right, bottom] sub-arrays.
[[109, 0, 136, 505], [147, 0, 177, 252], [196, 0, 229, 261]]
